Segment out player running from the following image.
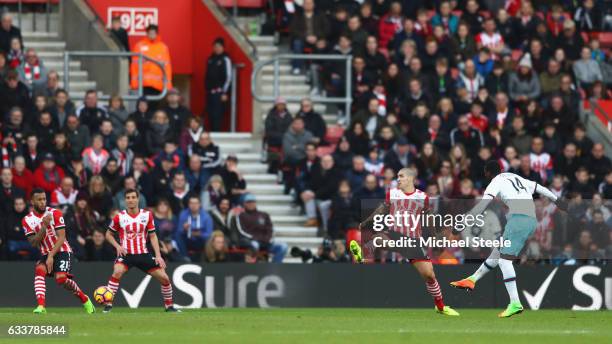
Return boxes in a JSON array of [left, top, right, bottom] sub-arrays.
[[450, 161, 565, 317], [103, 188, 180, 313], [351, 168, 460, 316], [23, 188, 96, 314]]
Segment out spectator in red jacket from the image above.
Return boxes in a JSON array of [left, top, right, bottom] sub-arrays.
[[378, 1, 403, 54], [33, 152, 65, 194], [10, 155, 33, 199]]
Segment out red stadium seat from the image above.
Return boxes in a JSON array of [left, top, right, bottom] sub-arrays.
[[215, 0, 266, 9], [598, 32, 612, 49], [316, 145, 336, 157], [511, 49, 523, 62], [324, 125, 345, 145]]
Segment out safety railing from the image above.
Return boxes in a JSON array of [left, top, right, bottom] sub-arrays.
[[63, 51, 168, 101], [252, 54, 353, 125], [6, 0, 56, 32], [213, 0, 257, 58], [230, 63, 244, 132], [589, 99, 612, 133]]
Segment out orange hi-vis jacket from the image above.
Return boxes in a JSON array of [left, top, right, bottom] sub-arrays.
[[130, 36, 173, 91]]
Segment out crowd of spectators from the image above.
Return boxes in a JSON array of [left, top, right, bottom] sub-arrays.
[[0, 11, 286, 264], [265, 0, 612, 264]]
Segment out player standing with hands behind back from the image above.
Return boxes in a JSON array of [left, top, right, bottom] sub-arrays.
[[103, 189, 180, 313], [23, 188, 96, 314]]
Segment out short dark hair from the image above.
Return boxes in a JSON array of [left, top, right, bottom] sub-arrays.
[[31, 188, 46, 198], [124, 188, 139, 198], [484, 160, 501, 176]]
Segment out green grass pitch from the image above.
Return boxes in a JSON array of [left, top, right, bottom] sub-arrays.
[[0, 308, 611, 343]]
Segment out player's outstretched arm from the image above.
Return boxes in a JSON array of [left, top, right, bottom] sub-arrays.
[[534, 184, 567, 211], [359, 203, 389, 230]]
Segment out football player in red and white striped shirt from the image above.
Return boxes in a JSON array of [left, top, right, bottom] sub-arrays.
[[24, 188, 95, 314], [102, 188, 179, 313], [353, 168, 459, 316]]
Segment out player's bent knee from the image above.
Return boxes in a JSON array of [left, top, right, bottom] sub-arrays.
[[35, 264, 47, 276], [55, 273, 68, 285]]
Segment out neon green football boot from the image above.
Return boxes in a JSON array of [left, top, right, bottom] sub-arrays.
[[436, 305, 460, 316], [498, 302, 524, 318], [349, 240, 363, 263], [83, 297, 96, 314], [33, 305, 46, 314]]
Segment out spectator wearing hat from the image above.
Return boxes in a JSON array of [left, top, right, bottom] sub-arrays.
[[130, 24, 173, 106], [175, 194, 213, 260], [163, 87, 192, 137], [383, 136, 414, 173], [556, 19, 584, 61], [509, 53, 541, 105], [205, 38, 232, 132], [0, 70, 30, 117], [33, 152, 65, 194], [264, 97, 293, 173], [233, 193, 287, 263]]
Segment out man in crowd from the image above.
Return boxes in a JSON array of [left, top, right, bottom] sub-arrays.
[[205, 38, 232, 131]]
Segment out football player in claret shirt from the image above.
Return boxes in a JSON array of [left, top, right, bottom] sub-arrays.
[[103, 188, 180, 312], [23, 188, 96, 314], [351, 168, 460, 316]]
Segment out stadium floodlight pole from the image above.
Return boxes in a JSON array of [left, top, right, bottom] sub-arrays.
[[344, 54, 352, 126]]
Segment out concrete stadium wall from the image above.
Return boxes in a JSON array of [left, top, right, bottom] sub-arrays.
[[0, 263, 609, 309], [60, 0, 128, 99]]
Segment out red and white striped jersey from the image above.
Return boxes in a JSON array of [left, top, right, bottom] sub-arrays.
[[108, 209, 155, 254], [529, 152, 553, 183], [475, 32, 504, 58], [22, 207, 71, 256], [385, 187, 429, 238]]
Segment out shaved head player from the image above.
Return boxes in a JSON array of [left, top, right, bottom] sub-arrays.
[[351, 168, 460, 316]]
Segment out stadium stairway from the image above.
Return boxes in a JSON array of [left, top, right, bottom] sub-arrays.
[[210, 132, 322, 263], [13, 12, 98, 97]]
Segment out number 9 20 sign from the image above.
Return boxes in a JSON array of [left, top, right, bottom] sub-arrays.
[[107, 7, 158, 36]]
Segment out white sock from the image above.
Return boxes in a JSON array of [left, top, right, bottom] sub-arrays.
[[471, 248, 500, 281], [499, 258, 520, 304]]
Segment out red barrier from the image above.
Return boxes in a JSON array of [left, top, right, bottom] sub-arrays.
[[87, 0, 253, 132]]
